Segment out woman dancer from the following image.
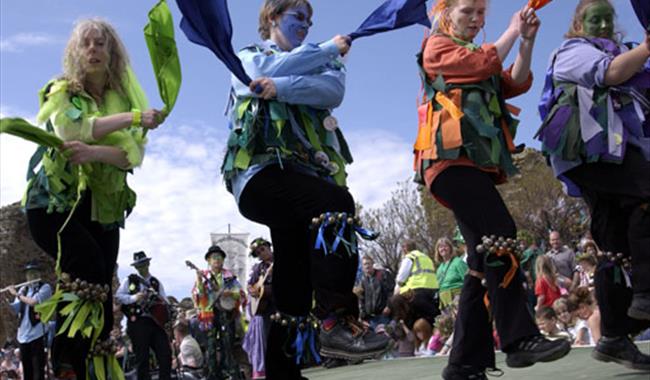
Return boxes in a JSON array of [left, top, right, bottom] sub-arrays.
[[23, 19, 163, 378], [222, 1, 388, 378], [537, 0, 650, 369], [413, 1, 570, 378]]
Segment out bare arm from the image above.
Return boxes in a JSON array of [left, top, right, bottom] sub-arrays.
[[535, 294, 546, 312], [511, 7, 540, 84], [62, 142, 131, 169], [92, 109, 164, 140], [494, 26, 519, 62], [588, 310, 602, 343], [603, 40, 650, 86], [16, 294, 39, 307]]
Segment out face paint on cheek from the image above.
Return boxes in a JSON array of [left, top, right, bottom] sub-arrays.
[[582, 4, 614, 38], [279, 12, 310, 49]]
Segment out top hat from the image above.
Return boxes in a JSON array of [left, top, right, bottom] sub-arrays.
[[130, 251, 152, 266], [23, 260, 42, 272], [205, 245, 226, 261]]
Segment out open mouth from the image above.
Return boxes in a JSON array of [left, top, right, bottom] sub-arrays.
[[89, 58, 101, 64]]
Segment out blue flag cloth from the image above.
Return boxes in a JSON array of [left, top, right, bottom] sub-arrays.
[[631, 0, 650, 31], [349, 0, 431, 41], [176, 0, 253, 86]]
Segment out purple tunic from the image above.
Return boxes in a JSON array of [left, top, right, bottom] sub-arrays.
[[538, 37, 650, 196]]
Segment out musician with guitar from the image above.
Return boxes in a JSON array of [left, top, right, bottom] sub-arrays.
[[243, 238, 274, 380], [115, 251, 172, 380], [190, 245, 244, 380], [4, 260, 52, 380]]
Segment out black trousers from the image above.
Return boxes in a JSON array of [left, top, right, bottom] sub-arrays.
[[19, 336, 45, 380], [238, 165, 358, 380], [127, 317, 172, 380], [431, 166, 539, 369], [27, 194, 119, 377], [565, 146, 650, 337]]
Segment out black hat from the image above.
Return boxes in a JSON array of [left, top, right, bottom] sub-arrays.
[[23, 260, 41, 271], [130, 251, 152, 266], [249, 237, 271, 257], [205, 245, 226, 261]]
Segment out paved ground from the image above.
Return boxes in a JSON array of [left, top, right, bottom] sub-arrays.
[[302, 342, 650, 380]]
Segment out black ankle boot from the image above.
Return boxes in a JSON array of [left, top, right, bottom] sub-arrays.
[[319, 319, 390, 361], [592, 335, 650, 370], [504, 335, 571, 368], [441, 364, 488, 380]]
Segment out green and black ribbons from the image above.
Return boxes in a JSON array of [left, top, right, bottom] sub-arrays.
[[144, 0, 182, 117], [0, 117, 62, 148], [88, 338, 124, 380], [35, 274, 122, 380]]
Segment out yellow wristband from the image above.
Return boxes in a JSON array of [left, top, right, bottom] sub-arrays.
[[131, 110, 142, 128]]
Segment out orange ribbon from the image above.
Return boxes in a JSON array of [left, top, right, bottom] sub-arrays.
[[528, 0, 552, 10], [494, 247, 519, 289], [436, 90, 464, 150]]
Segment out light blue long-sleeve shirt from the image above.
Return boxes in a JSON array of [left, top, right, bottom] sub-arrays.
[[10, 283, 52, 344], [229, 38, 347, 203], [232, 39, 345, 109]]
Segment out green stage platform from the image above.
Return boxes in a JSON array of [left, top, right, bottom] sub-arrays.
[[302, 342, 650, 380]]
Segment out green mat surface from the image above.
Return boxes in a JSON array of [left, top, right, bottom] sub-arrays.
[[302, 342, 650, 380]]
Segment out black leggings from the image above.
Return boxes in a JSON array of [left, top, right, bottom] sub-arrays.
[[431, 166, 539, 369], [565, 146, 650, 337], [238, 165, 358, 380], [26, 194, 119, 376]]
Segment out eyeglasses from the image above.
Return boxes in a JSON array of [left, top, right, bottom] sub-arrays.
[[284, 11, 313, 27]]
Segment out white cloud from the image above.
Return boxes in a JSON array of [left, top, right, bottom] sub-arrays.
[[0, 33, 62, 52], [0, 113, 413, 298], [0, 107, 39, 207], [346, 130, 413, 209]]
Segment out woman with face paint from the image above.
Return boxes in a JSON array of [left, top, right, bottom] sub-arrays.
[[537, 0, 650, 370], [221, 1, 390, 379], [415, 1, 572, 379]]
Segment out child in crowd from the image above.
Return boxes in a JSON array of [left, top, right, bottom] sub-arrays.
[[574, 253, 597, 291], [568, 287, 601, 346], [386, 320, 416, 358], [536, 307, 572, 341], [552, 297, 576, 339], [414, 319, 435, 357], [535, 255, 563, 310], [429, 311, 456, 355]]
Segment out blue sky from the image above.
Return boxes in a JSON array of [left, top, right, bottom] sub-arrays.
[[1, 0, 646, 297]]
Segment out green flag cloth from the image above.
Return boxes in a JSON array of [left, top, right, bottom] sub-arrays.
[[0, 117, 63, 148], [144, 0, 182, 116]]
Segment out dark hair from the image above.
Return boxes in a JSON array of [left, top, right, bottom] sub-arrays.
[[402, 239, 418, 253], [536, 306, 557, 320], [258, 0, 313, 40], [567, 287, 594, 312], [174, 321, 190, 336]]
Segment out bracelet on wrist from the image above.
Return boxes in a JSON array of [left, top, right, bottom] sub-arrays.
[[131, 110, 142, 128]]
